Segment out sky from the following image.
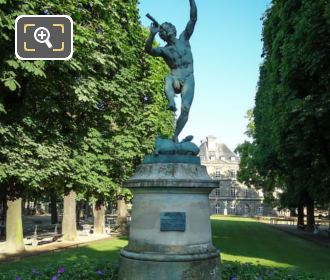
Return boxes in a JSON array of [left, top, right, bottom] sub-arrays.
[[138, 0, 271, 151]]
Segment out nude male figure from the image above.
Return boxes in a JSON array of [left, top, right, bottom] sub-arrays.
[[145, 0, 197, 143]]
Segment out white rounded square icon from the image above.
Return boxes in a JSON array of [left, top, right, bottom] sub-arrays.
[[15, 15, 73, 60]]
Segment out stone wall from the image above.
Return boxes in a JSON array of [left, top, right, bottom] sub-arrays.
[[208, 179, 268, 216]]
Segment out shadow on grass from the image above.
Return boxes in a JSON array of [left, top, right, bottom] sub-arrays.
[[211, 216, 330, 277], [0, 236, 128, 273]]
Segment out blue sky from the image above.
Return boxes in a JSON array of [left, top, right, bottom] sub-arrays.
[[139, 0, 271, 151]]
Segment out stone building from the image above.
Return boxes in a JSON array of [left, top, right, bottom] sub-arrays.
[[199, 136, 271, 216]]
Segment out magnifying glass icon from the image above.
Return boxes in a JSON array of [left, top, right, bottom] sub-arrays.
[[34, 27, 53, 48]]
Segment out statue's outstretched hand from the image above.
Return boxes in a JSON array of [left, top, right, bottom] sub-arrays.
[[150, 23, 159, 34]]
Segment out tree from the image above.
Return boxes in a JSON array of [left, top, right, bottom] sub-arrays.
[[235, 111, 264, 189], [246, 0, 330, 229], [1, 0, 174, 248]]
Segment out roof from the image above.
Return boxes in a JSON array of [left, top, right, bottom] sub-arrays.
[[198, 136, 238, 161]]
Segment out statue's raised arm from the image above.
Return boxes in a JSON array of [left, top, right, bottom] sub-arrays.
[[180, 0, 197, 41], [145, 17, 163, 57]]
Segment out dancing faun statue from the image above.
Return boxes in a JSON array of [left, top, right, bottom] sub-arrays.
[[145, 0, 197, 150]]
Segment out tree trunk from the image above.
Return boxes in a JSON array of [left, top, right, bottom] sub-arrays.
[[33, 198, 38, 215], [84, 203, 92, 219], [306, 198, 315, 231], [76, 201, 83, 227], [328, 205, 330, 230], [297, 203, 304, 229], [62, 190, 77, 241], [117, 196, 128, 234], [93, 200, 105, 235], [289, 208, 296, 217], [26, 200, 31, 215], [5, 198, 25, 253], [50, 190, 58, 224], [1, 194, 6, 225], [22, 199, 26, 215], [0, 194, 6, 240]]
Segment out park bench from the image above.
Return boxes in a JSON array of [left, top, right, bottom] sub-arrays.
[[25, 224, 62, 246], [314, 218, 330, 238], [270, 217, 295, 225], [315, 219, 330, 226], [79, 224, 92, 236], [106, 214, 118, 230], [38, 232, 62, 242], [29, 232, 63, 246]]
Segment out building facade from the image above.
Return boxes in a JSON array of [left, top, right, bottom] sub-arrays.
[[199, 136, 272, 216]]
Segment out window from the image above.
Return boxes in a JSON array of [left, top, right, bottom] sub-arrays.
[[245, 189, 248, 198], [231, 186, 236, 197], [220, 156, 226, 161], [215, 168, 221, 177], [244, 204, 250, 215], [210, 156, 215, 161], [230, 156, 236, 161], [215, 188, 221, 197], [258, 205, 264, 216], [229, 169, 236, 178], [215, 204, 221, 214]]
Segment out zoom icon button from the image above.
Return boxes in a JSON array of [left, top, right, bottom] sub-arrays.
[[34, 27, 53, 48], [15, 15, 73, 60]]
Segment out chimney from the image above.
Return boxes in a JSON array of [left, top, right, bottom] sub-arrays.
[[206, 135, 217, 151]]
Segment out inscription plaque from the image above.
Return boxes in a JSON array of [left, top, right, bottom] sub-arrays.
[[160, 212, 186, 232]]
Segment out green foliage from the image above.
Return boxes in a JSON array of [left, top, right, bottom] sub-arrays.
[[0, 261, 323, 280], [0, 1, 174, 201], [238, 0, 330, 209], [0, 260, 118, 280], [222, 262, 322, 280], [235, 141, 262, 189]]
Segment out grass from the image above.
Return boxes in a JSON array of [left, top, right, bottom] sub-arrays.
[[0, 216, 329, 277], [0, 237, 128, 273], [212, 215, 330, 277]]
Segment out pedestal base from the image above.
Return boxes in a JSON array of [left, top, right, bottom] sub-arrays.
[[118, 250, 221, 280], [118, 162, 222, 280]]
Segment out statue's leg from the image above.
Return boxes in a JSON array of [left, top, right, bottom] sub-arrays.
[[173, 75, 194, 143], [165, 74, 176, 111]]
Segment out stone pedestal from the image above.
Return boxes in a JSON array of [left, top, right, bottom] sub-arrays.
[[118, 160, 221, 280]]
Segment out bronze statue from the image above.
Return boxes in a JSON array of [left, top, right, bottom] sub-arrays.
[[145, 0, 197, 144]]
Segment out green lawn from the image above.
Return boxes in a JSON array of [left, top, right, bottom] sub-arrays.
[[0, 216, 329, 277], [212, 215, 330, 277], [0, 237, 128, 273]]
